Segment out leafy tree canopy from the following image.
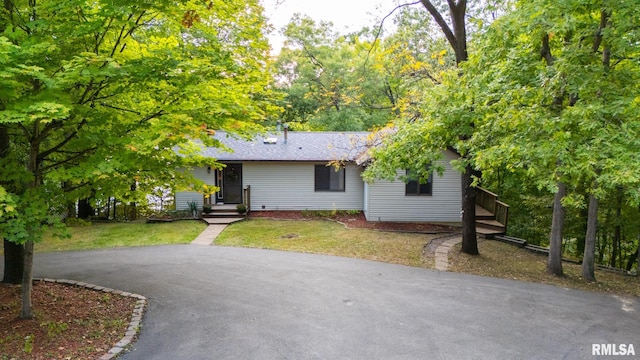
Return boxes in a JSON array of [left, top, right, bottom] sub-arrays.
[[0, 0, 279, 317]]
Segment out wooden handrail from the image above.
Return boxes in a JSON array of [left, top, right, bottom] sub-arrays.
[[476, 187, 498, 214], [495, 200, 509, 232], [476, 187, 509, 233], [243, 185, 251, 214], [477, 186, 499, 198]]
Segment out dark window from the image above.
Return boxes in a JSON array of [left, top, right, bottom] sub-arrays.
[[405, 169, 433, 196], [315, 165, 345, 191]]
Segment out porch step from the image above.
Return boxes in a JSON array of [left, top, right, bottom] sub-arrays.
[[476, 226, 505, 236], [475, 219, 505, 232], [475, 205, 495, 220], [202, 212, 243, 218]]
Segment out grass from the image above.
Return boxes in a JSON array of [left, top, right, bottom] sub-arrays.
[[35, 220, 207, 253], [448, 240, 640, 297], [216, 218, 437, 268], [218, 219, 639, 298], [4, 217, 637, 298]]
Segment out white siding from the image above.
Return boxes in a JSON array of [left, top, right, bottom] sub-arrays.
[[244, 162, 364, 211], [364, 151, 462, 223], [175, 167, 216, 210]]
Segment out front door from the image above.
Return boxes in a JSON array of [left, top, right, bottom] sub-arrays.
[[220, 163, 243, 204]]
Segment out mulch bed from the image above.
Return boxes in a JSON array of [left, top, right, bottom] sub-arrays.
[[249, 211, 460, 234], [0, 281, 136, 360]]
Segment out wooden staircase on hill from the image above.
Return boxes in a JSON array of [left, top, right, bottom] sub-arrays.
[[475, 187, 509, 236]]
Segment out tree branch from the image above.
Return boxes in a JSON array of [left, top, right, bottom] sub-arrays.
[[592, 10, 609, 54], [109, 13, 135, 58], [301, 43, 324, 70], [95, 16, 115, 54], [37, 119, 88, 162], [540, 33, 554, 66], [98, 102, 141, 115], [40, 147, 97, 173], [419, 0, 458, 57], [365, 1, 421, 67]]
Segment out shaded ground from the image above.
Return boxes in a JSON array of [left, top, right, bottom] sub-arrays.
[[0, 281, 136, 359], [449, 240, 640, 297], [249, 210, 460, 233]]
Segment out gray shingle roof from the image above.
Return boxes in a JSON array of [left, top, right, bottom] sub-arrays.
[[202, 131, 370, 162]]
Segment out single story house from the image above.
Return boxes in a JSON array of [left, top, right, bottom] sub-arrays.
[[175, 131, 462, 223]]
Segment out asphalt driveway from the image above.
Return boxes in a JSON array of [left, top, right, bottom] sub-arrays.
[[32, 245, 638, 360]]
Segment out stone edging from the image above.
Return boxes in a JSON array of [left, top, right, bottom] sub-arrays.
[[434, 237, 462, 271], [35, 278, 147, 360]]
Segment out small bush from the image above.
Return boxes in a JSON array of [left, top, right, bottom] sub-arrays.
[[301, 209, 332, 218], [236, 204, 247, 214], [64, 218, 92, 227]]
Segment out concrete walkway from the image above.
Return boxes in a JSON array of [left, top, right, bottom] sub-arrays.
[[190, 217, 245, 245], [190, 224, 228, 245]]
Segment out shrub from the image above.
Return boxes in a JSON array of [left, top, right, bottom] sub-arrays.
[[64, 218, 92, 227]]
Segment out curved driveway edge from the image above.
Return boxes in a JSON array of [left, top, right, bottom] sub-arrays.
[[33, 245, 639, 360], [35, 278, 147, 359]]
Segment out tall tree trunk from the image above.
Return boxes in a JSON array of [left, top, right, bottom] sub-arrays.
[[63, 182, 77, 219], [548, 181, 566, 276], [582, 191, 599, 282], [418, 1, 477, 254], [2, 240, 24, 284], [21, 138, 42, 319], [78, 198, 94, 219], [128, 182, 137, 221], [611, 187, 622, 268], [0, 122, 23, 284], [626, 246, 638, 272], [597, 232, 606, 264], [576, 204, 589, 257], [20, 240, 34, 319], [461, 163, 478, 255]]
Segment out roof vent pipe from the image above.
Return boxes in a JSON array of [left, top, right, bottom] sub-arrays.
[[276, 120, 282, 132], [283, 123, 289, 144]]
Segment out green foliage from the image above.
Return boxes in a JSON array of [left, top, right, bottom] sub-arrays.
[[41, 321, 68, 338], [467, 0, 640, 268], [64, 218, 92, 227], [236, 204, 247, 214], [275, 13, 434, 131], [1, 0, 278, 219], [0, 0, 279, 316], [0, 186, 17, 219], [471, 0, 640, 194], [187, 201, 199, 213], [23, 335, 33, 354]]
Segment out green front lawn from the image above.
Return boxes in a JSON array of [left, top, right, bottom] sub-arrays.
[[3, 218, 635, 298], [36, 220, 207, 253], [215, 218, 436, 267]]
